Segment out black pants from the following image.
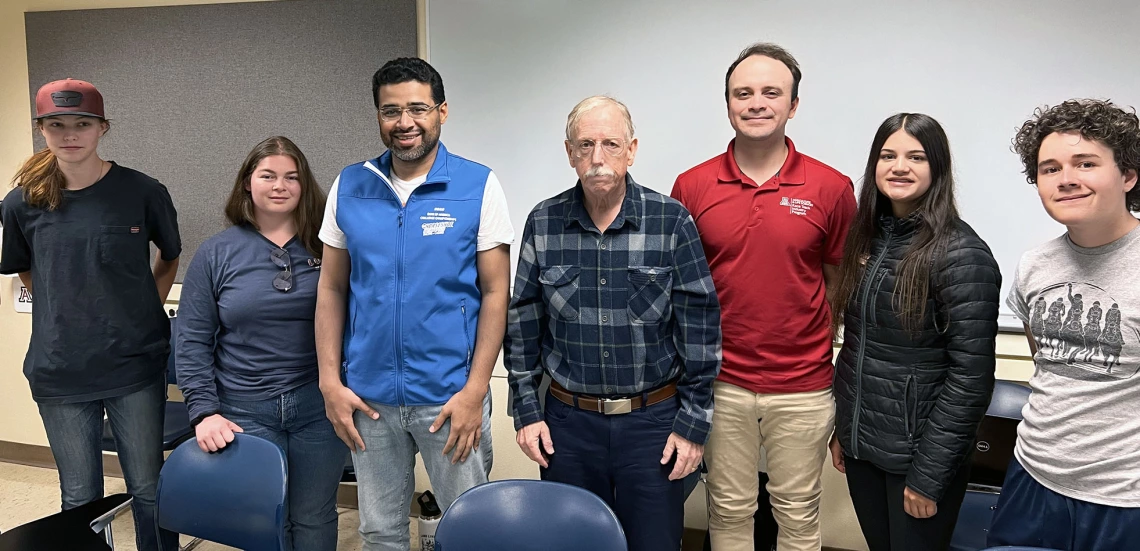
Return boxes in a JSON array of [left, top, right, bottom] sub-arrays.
[[844, 456, 971, 551]]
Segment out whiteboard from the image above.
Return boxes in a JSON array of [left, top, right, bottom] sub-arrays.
[[427, 0, 1140, 331]]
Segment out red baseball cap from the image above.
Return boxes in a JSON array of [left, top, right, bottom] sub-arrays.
[[34, 78, 105, 120]]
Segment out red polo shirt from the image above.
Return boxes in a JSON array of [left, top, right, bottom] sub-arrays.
[[671, 138, 856, 394]]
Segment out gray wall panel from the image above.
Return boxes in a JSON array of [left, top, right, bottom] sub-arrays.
[[26, 0, 416, 280]]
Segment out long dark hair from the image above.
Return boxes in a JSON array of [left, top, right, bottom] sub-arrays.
[[224, 136, 326, 258], [831, 113, 960, 332]]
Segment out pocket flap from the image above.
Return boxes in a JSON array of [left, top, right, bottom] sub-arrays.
[[539, 265, 580, 286], [628, 266, 672, 286]]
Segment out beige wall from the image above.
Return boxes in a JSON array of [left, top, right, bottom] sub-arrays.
[[0, 1, 1032, 548]]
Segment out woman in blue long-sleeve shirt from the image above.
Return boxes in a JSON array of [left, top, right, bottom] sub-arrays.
[[176, 136, 344, 551]]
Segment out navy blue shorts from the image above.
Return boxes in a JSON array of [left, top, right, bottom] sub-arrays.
[[988, 458, 1140, 551]]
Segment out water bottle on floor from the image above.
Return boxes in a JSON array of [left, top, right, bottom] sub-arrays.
[[417, 491, 442, 551]]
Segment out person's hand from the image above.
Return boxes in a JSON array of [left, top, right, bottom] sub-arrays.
[[903, 486, 938, 518], [516, 421, 554, 468], [194, 414, 243, 453], [430, 386, 486, 464], [322, 383, 379, 451], [829, 433, 845, 473], [661, 433, 704, 481]]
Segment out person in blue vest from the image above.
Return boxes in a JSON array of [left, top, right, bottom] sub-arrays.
[[314, 57, 514, 551]]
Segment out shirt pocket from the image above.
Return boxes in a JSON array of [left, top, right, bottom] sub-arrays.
[[627, 266, 672, 324], [99, 225, 146, 269], [539, 265, 581, 321]]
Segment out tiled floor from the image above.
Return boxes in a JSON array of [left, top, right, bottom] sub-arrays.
[[0, 461, 422, 550]]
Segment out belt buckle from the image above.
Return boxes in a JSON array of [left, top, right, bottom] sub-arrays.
[[601, 398, 632, 415]]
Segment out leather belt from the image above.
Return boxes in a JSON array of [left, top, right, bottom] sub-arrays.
[[549, 379, 678, 415]]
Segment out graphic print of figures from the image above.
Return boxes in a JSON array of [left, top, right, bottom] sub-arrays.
[[1030, 296, 1047, 350], [1059, 284, 1085, 356], [1044, 297, 1067, 356], [1073, 300, 1104, 363], [1099, 303, 1125, 371]]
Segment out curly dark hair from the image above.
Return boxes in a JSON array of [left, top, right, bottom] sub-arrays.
[[1012, 99, 1140, 211]]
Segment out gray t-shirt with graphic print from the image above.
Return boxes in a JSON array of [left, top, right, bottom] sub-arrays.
[[1007, 223, 1140, 507]]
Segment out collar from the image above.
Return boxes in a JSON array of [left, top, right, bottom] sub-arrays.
[[565, 173, 643, 232], [375, 141, 453, 186], [718, 137, 806, 189]]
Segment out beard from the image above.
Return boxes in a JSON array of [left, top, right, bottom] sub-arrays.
[[383, 124, 441, 162]]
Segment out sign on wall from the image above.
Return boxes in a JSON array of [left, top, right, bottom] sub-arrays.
[[13, 282, 32, 313]]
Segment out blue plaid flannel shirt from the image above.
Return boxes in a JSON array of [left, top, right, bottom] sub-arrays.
[[505, 175, 722, 444]]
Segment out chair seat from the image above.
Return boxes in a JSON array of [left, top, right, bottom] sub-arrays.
[[0, 494, 131, 551], [950, 489, 1001, 551], [102, 401, 193, 452]]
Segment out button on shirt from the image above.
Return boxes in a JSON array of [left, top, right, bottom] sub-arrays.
[[505, 176, 722, 444]]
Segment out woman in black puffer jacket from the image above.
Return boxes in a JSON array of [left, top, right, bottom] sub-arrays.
[[828, 113, 1001, 551]]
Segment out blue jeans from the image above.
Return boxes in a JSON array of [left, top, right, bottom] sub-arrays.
[[541, 390, 686, 551], [988, 458, 1140, 550], [220, 379, 346, 551], [352, 392, 493, 551], [37, 373, 180, 551]]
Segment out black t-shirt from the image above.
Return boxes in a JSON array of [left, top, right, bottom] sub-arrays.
[[0, 162, 181, 403]]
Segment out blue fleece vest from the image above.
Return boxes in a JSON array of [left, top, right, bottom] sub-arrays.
[[335, 142, 486, 406]]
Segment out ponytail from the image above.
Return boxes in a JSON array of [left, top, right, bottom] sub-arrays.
[[12, 148, 66, 211]]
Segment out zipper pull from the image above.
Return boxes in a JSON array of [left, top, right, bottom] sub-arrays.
[[398, 211, 404, 227]]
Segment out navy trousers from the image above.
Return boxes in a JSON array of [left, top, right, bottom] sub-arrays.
[[541, 390, 686, 551]]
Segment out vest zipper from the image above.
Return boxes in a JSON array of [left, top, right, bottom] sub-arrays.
[[461, 300, 471, 376], [395, 208, 405, 405]]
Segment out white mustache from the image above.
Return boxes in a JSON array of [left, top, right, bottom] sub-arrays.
[[585, 166, 617, 179]]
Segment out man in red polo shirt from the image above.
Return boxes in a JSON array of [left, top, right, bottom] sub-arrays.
[[671, 42, 856, 551]]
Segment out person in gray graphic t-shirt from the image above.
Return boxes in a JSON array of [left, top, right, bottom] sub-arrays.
[[988, 99, 1140, 551]]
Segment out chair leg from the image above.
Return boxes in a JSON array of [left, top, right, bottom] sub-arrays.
[[180, 537, 204, 550], [102, 523, 114, 549]]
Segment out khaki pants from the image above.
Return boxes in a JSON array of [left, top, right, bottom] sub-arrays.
[[706, 381, 835, 551]]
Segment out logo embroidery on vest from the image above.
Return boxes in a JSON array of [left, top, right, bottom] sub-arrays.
[[421, 206, 457, 236]]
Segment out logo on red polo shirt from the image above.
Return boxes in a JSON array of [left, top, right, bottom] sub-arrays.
[[780, 196, 814, 216]]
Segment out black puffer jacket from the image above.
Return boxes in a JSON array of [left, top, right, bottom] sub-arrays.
[[834, 215, 1000, 502]]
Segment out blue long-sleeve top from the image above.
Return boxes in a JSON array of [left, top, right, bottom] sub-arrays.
[[176, 224, 320, 422]]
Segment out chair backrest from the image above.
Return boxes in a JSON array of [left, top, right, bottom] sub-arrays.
[[434, 479, 626, 551], [157, 433, 287, 551]]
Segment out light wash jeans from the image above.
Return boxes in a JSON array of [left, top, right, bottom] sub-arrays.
[[352, 392, 493, 551]]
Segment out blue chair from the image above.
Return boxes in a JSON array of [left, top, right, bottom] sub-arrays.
[[156, 433, 287, 551], [949, 380, 1033, 551], [434, 479, 626, 551], [102, 316, 194, 453]]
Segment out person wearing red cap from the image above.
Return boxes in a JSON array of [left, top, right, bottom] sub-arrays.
[[0, 79, 182, 551]]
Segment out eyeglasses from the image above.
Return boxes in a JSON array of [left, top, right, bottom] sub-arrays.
[[570, 138, 627, 159], [378, 103, 442, 122], [270, 247, 292, 292]]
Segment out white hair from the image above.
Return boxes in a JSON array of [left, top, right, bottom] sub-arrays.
[[565, 95, 635, 141]]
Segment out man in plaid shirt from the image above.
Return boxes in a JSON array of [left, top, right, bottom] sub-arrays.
[[505, 96, 721, 551]]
